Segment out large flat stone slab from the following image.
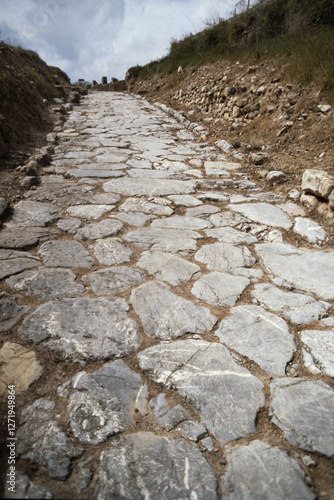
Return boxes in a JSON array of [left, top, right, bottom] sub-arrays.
[[130, 281, 216, 340], [252, 283, 330, 324], [221, 440, 315, 500], [195, 242, 256, 272], [74, 219, 123, 240], [151, 215, 212, 230], [270, 378, 334, 456], [67, 169, 125, 178], [18, 297, 141, 364], [17, 399, 82, 480], [58, 360, 147, 445], [0, 292, 29, 332], [119, 197, 174, 215], [25, 183, 97, 205], [293, 217, 327, 244], [0, 342, 43, 394], [90, 237, 133, 265], [216, 305, 296, 376], [6, 201, 62, 227], [229, 202, 292, 229], [38, 240, 93, 268], [138, 340, 264, 442], [111, 211, 154, 226], [137, 251, 200, 286], [301, 330, 334, 377], [103, 177, 197, 196], [124, 227, 201, 252], [192, 272, 250, 306], [92, 432, 218, 500], [0, 226, 59, 249], [67, 204, 114, 220], [82, 266, 145, 295], [6, 268, 84, 299], [204, 227, 258, 245], [255, 242, 334, 300], [0, 249, 40, 279]]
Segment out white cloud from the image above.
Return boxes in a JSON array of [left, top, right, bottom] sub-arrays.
[[0, 0, 235, 83]]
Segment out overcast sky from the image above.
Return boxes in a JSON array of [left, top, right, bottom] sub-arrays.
[[1, 0, 237, 83]]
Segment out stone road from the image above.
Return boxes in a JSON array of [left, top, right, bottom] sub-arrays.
[[1, 92, 334, 499]]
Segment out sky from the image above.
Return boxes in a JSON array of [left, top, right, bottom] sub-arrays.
[[0, 0, 237, 83]]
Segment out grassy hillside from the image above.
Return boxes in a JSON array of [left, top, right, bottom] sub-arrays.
[[0, 42, 70, 166], [127, 0, 334, 98]]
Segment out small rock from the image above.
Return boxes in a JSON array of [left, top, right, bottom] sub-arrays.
[[267, 171, 285, 183], [301, 169, 334, 200], [249, 152, 269, 165], [0, 343, 43, 394], [149, 394, 190, 431]]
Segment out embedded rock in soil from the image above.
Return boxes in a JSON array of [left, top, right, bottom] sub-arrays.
[[18, 297, 141, 365], [270, 378, 334, 456], [67, 204, 114, 220], [204, 226, 258, 245], [0, 292, 29, 332], [195, 242, 256, 272], [216, 305, 295, 376], [124, 227, 201, 252], [92, 432, 218, 500], [58, 360, 147, 445], [251, 283, 330, 324], [138, 339, 264, 442], [137, 251, 200, 286], [293, 217, 327, 244], [119, 197, 174, 215], [82, 266, 145, 295], [16, 399, 82, 480], [255, 242, 334, 300], [131, 281, 216, 340], [90, 237, 133, 265], [221, 440, 315, 500], [6, 268, 84, 300], [301, 330, 334, 377], [301, 169, 334, 200], [151, 215, 212, 230], [0, 226, 60, 249], [38, 240, 93, 268], [5, 201, 62, 227], [149, 394, 190, 431], [103, 177, 197, 196]]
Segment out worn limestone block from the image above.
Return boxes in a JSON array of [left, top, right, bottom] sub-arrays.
[[301, 169, 334, 200], [82, 266, 145, 295], [301, 330, 334, 377], [137, 251, 200, 286], [229, 202, 292, 229], [293, 217, 327, 244], [38, 240, 93, 268], [0, 249, 40, 280], [151, 215, 212, 230], [192, 272, 250, 307], [74, 219, 123, 240], [103, 177, 197, 196], [0, 343, 42, 394], [0, 292, 29, 332], [195, 242, 256, 272], [149, 394, 190, 431], [90, 237, 133, 265], [124, 227, 201, 252]]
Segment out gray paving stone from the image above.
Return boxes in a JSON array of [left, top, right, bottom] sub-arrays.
[[18, 297, 141, 364], [103, 177, 197, 196], [38, 240, 93, 268], [198, 192, 229, 203], [149, 394, 190, 431], [221, 440, 315, 500], [138, 340, 264, 442], [90, 193, 121, 204], [137, 251, 200, 286], [0, 292, 29, 332], [74, 219, 123, 240], [128, 168, 184, 179], [0, 249, 40, 279], [151, 215, 212, 230], [6, 201, 62, 228], [204, 226, 258, 244], [67, 204, 114, 220], [57, 218, 82, 234], [25, 183, 97, 205], [92, 432, 218, 500], [255, 242, 334, 300], [124, 227, 201, 252], [82, 266, 145, 295], [301, 330, 334, 376], [127, 158, 152, 169], [195, 242, 256, 272], [192, 272, 250, 306], [17, 399, 82, 480], [177, 420, 207, 442], [90, 237, 133, 265], [0, 226, 60, 249], [209, 211, 250, 227], [229, 202, 292, 229], [130, 281, 216, 340], [119, 197, 174, 215], [216, 305, 295, 376], [293, 217, 327, 244], [58, 360, 147, 445], [6, 268, 84, 299], [67, 168, 125, 178], [5, 471, 54, 499], [168, 194, 203, 206], [252, 283, 330, 324], [111, 211, 154, 226], [270, 378, 334, 456]]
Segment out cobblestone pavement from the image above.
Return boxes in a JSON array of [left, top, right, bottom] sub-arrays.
[[2, 92, 334, 499]]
